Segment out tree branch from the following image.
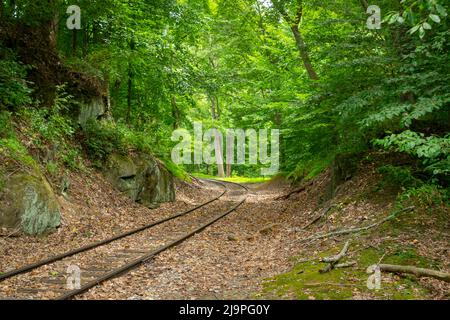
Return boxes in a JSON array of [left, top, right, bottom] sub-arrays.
[[376, 264, 450, 283]]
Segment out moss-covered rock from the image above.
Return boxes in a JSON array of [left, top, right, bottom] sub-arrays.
[[105, 153, 175, 208], [139, 157, 175, 208], [0, 171, 61, 235]]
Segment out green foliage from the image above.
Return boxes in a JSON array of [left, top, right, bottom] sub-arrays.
[[83, 120, 127, 165], [0, 112, 37, 169], [378, 165, 423, 189], [384, 0, 448, 39], [0, 47, 32, 109], [375, 131, 450, 179], [398, 184, 449, 209], [0, 111, 13, 138], [22, 86, 75, 143], [2, 0, 448, 185], [17, 85, 82, 171], [0, 135, 36, 167], [82, 120, 163, 167], [288, 155, 334, 182], [46, 161, 58, 175]]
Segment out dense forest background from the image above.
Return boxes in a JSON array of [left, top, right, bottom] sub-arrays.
[[1, 0, 449, 198]]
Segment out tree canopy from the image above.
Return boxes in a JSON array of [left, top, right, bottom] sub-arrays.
[[1, 0, 448, 183]]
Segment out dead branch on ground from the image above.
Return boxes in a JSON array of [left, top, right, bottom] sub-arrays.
[[274, 181, 313, 200], [301, 206, 415, 243], [373, 264, 450, 283], [319, 240, 352, 273]]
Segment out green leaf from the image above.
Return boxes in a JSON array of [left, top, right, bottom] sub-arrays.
[[423, 22, 432, 30], [389, 13, 399, 24], [419, 26, 425, 39], [408, 25, 420, 34], [429, 14, 441, 23]]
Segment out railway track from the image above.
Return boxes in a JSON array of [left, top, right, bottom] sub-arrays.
[[0, 179, 248, 300]]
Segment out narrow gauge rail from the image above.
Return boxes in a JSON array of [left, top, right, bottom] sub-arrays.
[[0, 180, 248, 300]]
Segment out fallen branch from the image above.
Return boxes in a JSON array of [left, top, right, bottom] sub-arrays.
[[275, 181, 313, 200], [301, 206, 415, 243], [321, 240, 350, 263], [319, 240, 351, 273], [376, 264, 450, 283], [302, 204, 332, 230], [335, 261, 357, 268]]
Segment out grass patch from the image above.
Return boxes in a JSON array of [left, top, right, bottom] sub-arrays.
[[0, 135, 38, 170], [258, 244, 433, 300], [191, 173, 270, 184]]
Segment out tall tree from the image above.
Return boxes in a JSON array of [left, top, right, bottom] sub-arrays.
[[270, 0, 319, 80]]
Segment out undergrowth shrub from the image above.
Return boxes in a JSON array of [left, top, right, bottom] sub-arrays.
[[397, 184, 450, 226], [0, 47, 32, 110], [0, 111, 36, 169], [17, 85, 82, 171], [377, 165, 423, 190], [397, 184, 449, 214], [82, 120, 127, 166]]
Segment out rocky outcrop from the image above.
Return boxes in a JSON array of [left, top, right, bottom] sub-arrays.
[[0, 170, 61, 235], [105, 153, 175, 208], [77, 96, 108, 128]]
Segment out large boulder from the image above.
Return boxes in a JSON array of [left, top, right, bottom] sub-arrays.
[[0, 171, 61, 235], [105, 153, 175, 208]]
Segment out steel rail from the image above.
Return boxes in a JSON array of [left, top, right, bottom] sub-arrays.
[[56, 181, 248, 300], [0, 179, 227, 282]]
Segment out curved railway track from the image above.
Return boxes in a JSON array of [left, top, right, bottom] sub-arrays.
[[0, 179, 248, 300]]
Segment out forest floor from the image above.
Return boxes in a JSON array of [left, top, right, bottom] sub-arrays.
[[1, 161, 449, 300]]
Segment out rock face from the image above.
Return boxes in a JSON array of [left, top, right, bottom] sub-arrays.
[[77, 96, 109, 128], [105, 153, 175, 208], [0, 170, 61, 235]]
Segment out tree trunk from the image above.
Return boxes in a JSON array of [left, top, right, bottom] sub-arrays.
[[226, 163, 232, 177], [291, 25, 319, 80], [171, 96, 179, 130], [210, 96, 225, 178], [271, 0, 318, 80]]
